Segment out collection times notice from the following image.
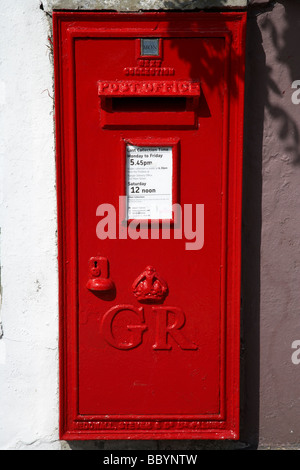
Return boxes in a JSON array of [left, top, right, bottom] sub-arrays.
[[126, 145, 173, 220]]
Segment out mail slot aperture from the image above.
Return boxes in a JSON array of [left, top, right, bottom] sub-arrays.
[[98, 80, 201, 129], [111, 97, 188, 112]]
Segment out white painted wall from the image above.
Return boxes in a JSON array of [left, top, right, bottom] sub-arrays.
[[0, 0, 60, 450]]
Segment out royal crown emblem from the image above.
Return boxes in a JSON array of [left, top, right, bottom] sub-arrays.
[[132, 266, 168, 303]]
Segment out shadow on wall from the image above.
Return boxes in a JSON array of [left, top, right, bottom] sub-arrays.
[[259, 1, 300, 165], [64, 0, 299, 451], [241, 0, 300, 451]]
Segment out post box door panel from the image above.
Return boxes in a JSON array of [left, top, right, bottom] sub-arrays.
[[54, 12, 246, 440]]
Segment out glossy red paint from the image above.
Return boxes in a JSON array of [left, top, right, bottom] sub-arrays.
[[53, 12, 246, 440]]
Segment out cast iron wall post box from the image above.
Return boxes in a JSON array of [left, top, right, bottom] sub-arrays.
[[53, 11, 246, 440]]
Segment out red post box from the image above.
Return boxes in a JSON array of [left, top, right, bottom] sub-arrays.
[[53, 11, 246, 440]]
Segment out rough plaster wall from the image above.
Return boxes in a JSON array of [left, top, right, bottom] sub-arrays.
[[247, 0, 300, 447], [0, 0, 59, 450], [0, 0, 300, 451], [240, 0, 300, 449]]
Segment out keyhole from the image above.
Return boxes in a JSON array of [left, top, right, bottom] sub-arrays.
[[94, 261, 98, 268]]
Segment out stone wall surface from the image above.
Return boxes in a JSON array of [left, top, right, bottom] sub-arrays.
[[44, 0, 249, 12]]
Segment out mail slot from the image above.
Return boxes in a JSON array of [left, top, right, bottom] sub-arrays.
[[98, 80, 200, 128], [53, 12, 246, 440]]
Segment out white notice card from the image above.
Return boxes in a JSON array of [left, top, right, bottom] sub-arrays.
[[126, 145, 173, 220]]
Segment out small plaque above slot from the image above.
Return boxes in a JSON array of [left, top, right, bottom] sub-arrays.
[[141, 38, 160, 57], [98, 80, 200, 97]]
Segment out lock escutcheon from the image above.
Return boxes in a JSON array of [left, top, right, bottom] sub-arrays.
[[86, 256, 115, 292]]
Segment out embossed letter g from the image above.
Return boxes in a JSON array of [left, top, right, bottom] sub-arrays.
[[101, 305, 148, 350]]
